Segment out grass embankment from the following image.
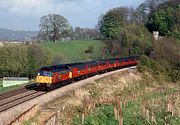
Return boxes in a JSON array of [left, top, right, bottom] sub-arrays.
[[24, 68, 180, 125], [41, 40, 104, 63]]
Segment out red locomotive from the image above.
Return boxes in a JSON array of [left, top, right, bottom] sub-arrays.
[[36, 57, 139, 90]]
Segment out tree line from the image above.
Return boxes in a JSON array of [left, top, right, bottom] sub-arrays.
[[37, 0, 179, 43], [97, 0, 180, 81], [37, 14, 100, 42], [97, 0, 179, 58], [1, 0, 179, 78], [146, 0, 180, 39], [0, 45, 53, 78]]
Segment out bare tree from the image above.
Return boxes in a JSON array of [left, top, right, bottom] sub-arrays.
[[73, 27, 100, 40]]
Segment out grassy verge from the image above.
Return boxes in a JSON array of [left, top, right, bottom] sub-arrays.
[[40, 40, 104, 63]]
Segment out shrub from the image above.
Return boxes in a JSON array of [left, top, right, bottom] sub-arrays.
[[138, 55, 180, 82], [73, 105, 118, 125], [85, 46, 94, 53]]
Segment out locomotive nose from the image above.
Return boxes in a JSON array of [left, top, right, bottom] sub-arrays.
[[36, 76, 52, 84]]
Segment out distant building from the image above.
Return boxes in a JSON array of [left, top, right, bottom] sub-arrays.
[[153, 31, 159, 40], [0, 40, 36, 46], [3, 77, 29, 87], [0, 42, 4, 47]]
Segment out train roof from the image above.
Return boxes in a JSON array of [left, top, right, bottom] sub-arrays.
[[39, 64, 69, 72], [39, 56, 139, 72]]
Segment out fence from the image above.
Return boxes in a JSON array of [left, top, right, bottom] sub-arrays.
[[43, 113, 58, 125], [8, 105, 39, 125]]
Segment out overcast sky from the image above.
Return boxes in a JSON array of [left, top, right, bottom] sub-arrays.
[[0, 0, 144, 31]]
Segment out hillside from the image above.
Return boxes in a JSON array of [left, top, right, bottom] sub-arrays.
[[0, 28, 37, 40], [0, 40, 104, 78], [24, 69, 180, 125], [40, 40, 104, 63]]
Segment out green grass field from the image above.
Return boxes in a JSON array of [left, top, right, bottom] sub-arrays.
[[41, 40, 104, 63]]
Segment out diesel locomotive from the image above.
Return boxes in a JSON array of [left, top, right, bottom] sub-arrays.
[[36, 57, 139, 90]]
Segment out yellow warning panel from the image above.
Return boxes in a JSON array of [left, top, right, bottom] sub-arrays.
[[36, 76, 52, 84]]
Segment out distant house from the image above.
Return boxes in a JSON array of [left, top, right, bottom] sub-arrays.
[[0, 40, 36, 46], [153, 31, 159, 40]]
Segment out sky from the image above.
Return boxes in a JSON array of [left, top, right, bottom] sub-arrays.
[[0, 0, 144, 31]]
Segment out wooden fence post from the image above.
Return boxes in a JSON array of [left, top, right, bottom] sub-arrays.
[[114, 107, 118, 120], [82, 113, 85, 124]]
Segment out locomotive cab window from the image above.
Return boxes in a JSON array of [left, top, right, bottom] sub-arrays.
[[38, 71, 52, 76]]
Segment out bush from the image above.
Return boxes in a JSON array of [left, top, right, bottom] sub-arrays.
[[0, 45, 28, 77], [138, 55, 165, 73], [27, 44, 54, 78], [151, 38, 180, 82], [101, 24, 153, 58], [85, 46, 94, 53], [138, 55, 180, 82], [138, 55, 166, 81], [152, 38, 180, 64], [73, 105, 118, 125]]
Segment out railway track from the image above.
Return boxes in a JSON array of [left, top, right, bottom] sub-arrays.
[[0, 66, 137, 113], [0, 66, 137, 125], [0, 83, 36, 100], [0, 84, 46, 113]]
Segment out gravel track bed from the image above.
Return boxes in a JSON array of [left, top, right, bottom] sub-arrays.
[[0, 91, 45, 113], [0, 84, 36, 100], [0, 66, 136, 125], [0, 90, 37, 106], [0, 88, 27, 100]]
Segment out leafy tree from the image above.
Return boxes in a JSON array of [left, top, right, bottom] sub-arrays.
[[73, 27, 99, 40], [27, 45, 54, 77], [146, 0, 180, 37], [0, 46, 28, 77], [147, 8, 174, 35], [38, 14, 72, 42], [144, 0, 168, 12], [0, 45, 54, 78], [135, 3, 148, 23], [97, 6, 153, 58], [100, 23, 153, 58], [98, 7, 129, 39]]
